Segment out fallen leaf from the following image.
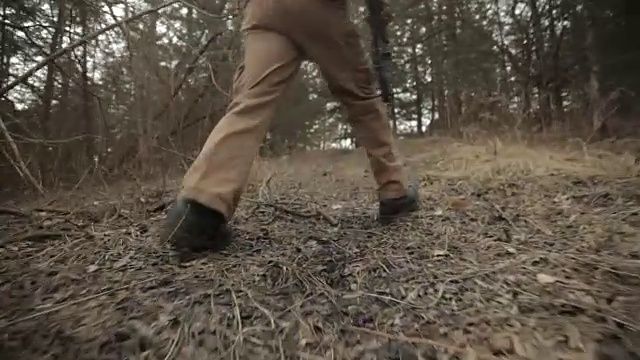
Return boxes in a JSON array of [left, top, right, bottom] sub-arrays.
[[489, 333, 513, 353], [433, 249, 449, 257], [450, 197, 472, 211], [452, 329, 466, 346], [463, 347, 478, 360], [511, 335, 528, 357], [537, 273, 560, 284], [533, 344, 559, 360], [40, 219, 55, 228], [114, 252, 133, 269], [565, 323, 585, 351], [567, 291, 597, 305], [87, 265, 99, 273]]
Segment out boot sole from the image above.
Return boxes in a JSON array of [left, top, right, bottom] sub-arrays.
[[378, 202, 419, 225]]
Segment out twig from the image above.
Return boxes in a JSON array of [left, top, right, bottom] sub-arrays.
[[148, 199, 173, 213], [0, 115, 44, 194], [163, 325, 183, 360], [490, 202, 517, 229], [316, 208, 338, 226], [346, 326, 499, 359], [0, 231, 73, 247], [450, 255, 536, 282], [71, 166, 92, 193], [149, 31, 223, 123], [208, 63, 230, 97], [514, 287, 640, 331], [343, 291, 420, 308], [428, 281, 448, 307], [245, 289, 276, 329], [0, 207, 31, 217], [229, 288, 244, 359], [244, 198, 339, 225], [296, 352, 326, 360], [0, 145, 24, 179], [0, 278, 156, 328], [524, 217, 553, 236], [165, 205, 188, 241], [258, 174, 274, 202], [276, 293, 320, 318], [31, 207, 76, 215], [0, 1, 179, 97]]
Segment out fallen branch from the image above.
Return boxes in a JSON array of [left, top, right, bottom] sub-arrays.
[[0, 0, 179, 98], [245, 198, 339, 226], [0, 231, 71, 247], [316, 208, 338, 226], [148, 199, 173, 213], [31, 207, 75, 215], [0, 207, 31, 217], [163, 325, 183, 360], [0, 115, 45, 194]]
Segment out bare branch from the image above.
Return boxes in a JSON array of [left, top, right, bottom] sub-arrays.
[[0, 115, 44, 194], [0, 0, 180, 98]]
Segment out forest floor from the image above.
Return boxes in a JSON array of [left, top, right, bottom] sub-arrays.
[[2, 136, 640, 360]]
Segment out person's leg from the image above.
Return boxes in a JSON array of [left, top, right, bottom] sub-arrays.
[[181, 30, 302, 219], [285, 0, 418, 222], [162, 26, 302, 252]]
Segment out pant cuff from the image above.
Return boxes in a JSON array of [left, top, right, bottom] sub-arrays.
[[178, 187, 232, 221], [379, 181, 407, 200]]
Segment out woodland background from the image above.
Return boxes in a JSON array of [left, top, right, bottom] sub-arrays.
[[1, 0, 639, 193]]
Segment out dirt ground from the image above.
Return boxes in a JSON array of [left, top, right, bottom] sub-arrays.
[[1, 137, 640, 360]]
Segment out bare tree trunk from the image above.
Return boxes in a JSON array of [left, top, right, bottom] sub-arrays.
[[444, 0, 461, 126], [547, 0, 565, 123], [130, 0, 161, 171], [494, 0, 510, 101], [552, 75, 564, 123], [80, 1, 94, 166], [433, 1, 448, 129], [39, 0, 66, 184], [585, 8, 603, 137], [529, 0, 552, 131], [522, 32, 533, 117], [429, 84, 436, 133], [0, 2, 7, 89], [410, 24, 424, 135]]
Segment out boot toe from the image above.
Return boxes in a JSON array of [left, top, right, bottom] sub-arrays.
[[161, 198, 231, 253], [378, 184, 420, 224]]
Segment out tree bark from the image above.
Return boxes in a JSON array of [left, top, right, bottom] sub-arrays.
[[80, 1, 94, 165], [585, 6, 603, 137], [410, 23, 424, 135], [39, 0, 66, 184], [529, 0, 552, 130]]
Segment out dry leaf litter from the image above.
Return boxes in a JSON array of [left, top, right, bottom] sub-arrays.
[[1, 139, 640, 359]]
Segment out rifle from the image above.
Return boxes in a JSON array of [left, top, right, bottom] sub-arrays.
[[364, 0, 396, 124]]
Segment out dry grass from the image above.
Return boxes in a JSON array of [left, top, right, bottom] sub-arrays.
[[1, 136, 640, 360]]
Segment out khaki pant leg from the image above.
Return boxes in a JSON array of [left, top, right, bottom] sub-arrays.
[[285, 0, 407, 200], [181, 29, 302, 219]]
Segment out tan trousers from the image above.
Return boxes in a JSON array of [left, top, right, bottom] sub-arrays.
[[181, 0, 408, 220]]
